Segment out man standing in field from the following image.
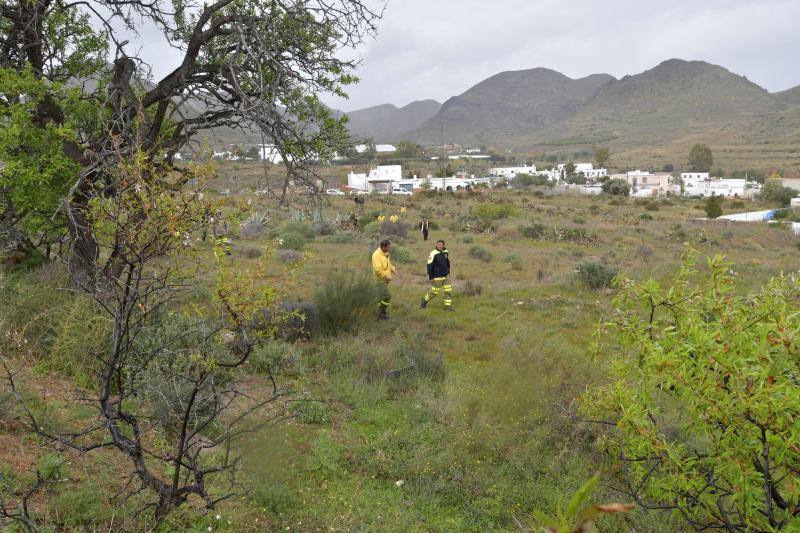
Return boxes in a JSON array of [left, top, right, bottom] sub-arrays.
[[372, 239, 396, 320], [420, 218, 430, 241], [420, 239, 452, 311]]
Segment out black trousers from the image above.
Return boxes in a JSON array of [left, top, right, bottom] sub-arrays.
[[422, 229, 429, 241]]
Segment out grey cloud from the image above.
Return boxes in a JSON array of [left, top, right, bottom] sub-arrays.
[[93, 0, 800, 110], [326, 0, 800, 111]]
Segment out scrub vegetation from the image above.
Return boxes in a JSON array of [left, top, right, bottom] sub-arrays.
[[2, 179, 799, 531]]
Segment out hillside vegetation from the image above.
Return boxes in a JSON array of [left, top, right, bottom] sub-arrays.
[[3, 184, 799, 531]]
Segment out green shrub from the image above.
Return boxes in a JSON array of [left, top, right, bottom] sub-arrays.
[[277, 249, 302, 263], [241, 245, 263, 258], [37, 453, 62, 481], [503, 253, 523, 271], [582, 255, 800, 531], [253, 484, 297, 515], [473, 203, 519, 230], [278, 231, 307, 250], [325, 232, 357, 244], [461, 235, 474, 244], [575, 261, 618, 290], [639, 213, 653, 220], [314, 221, 334, 236], [280, 221, 315, 240], [35, 294, 110, 389], [644, 202, 660, 211], [602, 179, 630, 196], [386, 339, 446, 392], [773, 208, 800, 222], [704, 195, 724, 219], [248, 340, 296, 375], [390, 245, 415, 264], [464, 280, 483, 296], [551, 226, 597, 245], [365, 220, 411, 239], [519, 222, 546, 239], [759, 180, 797, 207], [292, 399, 331, 425], [52, 483, 110, 529], [469, 245, 493, 263], [314, 271, 379, 336]]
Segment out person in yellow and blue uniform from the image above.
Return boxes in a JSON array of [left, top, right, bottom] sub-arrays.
[[420, 240, 452, 311], [372, 239, 396, 320]]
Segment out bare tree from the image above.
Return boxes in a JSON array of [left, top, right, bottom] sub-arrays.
[[2, 154, 301, 527]]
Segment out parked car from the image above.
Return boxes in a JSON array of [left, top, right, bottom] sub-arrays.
[[391, 188, 413, 196], [325, 188, 346, 196]]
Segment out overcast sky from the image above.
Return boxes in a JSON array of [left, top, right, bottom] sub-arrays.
[[130, 0, 800, 112]]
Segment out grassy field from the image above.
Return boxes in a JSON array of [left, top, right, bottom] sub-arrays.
[[1, 185, 798, 531]]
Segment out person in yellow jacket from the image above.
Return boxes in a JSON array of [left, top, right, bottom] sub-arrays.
[[377, 214, 386, 223], [372, 239, 396, 320], [389, 214, 399, 224]]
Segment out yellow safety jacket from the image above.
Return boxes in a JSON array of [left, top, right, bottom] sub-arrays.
[[372, 248, 396, 282]]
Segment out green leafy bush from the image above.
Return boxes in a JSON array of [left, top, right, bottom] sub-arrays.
[[37, 453, 62, 481], [503, 253, 523, 271], [390, 245, 415, 264], [582, 253, 800, 531], [759, 180, 797, 207], [52, 483, 110, 530], [292, 399, 331, 425], [253, 484, 297, 515], [469, 245, 493, 263], [602, 178, 630, 196], [704, 194, 724, 218], [324, 232, 357, 244], [278, 231, 307, 250], [241, 245, 263, 258], [473, 202, 518, 230], [314, 271, 378, 336], [551, 226, 597, 245], [248, 340, 296, 376], [519, 221, 546, 239], [575, 261, 617, 289], [280, 221, 315, 240]]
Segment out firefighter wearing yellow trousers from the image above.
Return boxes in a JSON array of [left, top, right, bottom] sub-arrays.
[[372, 239, 396, 320], [420, 240, 452, 311]]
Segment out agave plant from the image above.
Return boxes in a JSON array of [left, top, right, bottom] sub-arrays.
[[240, 211, 270, 238], [244, 211, 269, 227]]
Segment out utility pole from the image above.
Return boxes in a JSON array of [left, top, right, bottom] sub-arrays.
[[441, 122, 446, 193]]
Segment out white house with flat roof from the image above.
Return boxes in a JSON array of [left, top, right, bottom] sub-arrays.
[[354, 144, 397, 154], [554, 163, 607, 181], [489, 164, 537, 179]]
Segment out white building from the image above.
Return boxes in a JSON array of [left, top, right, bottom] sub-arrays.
[[556, 163, 607, 180], [354, 144, 397, 154], [681, 172, 710, 186], [347, 165, 410, 193], [424, 175, 475, 191], [489, 164, 537, 179], [681, 176, 752, 198], [260, 144, 284, 164]]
